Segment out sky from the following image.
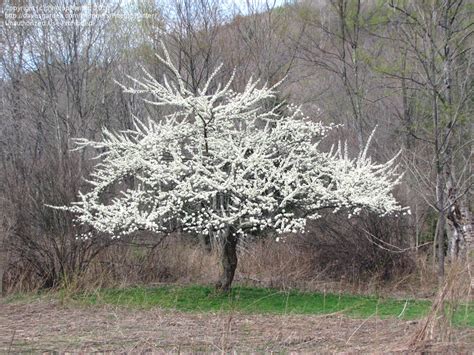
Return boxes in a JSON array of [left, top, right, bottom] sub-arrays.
[[231, 0, 289, 13], [119, 0, 291, 16]]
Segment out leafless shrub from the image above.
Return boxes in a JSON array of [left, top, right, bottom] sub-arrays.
[[237, 236, 316, 290], [70, 234, 219, 290], [1, 155, 114, 292], [4, 207, 429, 296], [302, 213, 416, 282]]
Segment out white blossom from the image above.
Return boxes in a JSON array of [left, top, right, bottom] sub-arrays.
[[51, 44, 406, 239]]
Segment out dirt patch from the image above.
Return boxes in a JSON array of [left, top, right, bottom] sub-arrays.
[[1, 299, 472, 353]]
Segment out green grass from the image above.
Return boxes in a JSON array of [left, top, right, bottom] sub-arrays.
[[73, 285, 473, 326]]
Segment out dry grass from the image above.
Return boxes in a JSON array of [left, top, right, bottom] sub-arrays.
[[79, 237, 220, 290], [1, 238, 470, 353], [409, 260, 473, 351], [3, 210, 435, 300], [236, 237, 438, 298], [1, 298, 472, 353], [4, 234, 439, 300]]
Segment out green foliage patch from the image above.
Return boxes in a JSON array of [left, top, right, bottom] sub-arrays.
[[75, 285, 473, 326]]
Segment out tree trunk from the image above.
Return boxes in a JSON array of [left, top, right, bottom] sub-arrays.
[[447, 202, 474, 289], [460, 206, 474, 291], [447, 223, 459, 259], [436, 186, 446, 278], [199, 233, 212, 252], [215, 226, 238, 293], [0, 238, 6, 296], [0, 255, 4, 296]]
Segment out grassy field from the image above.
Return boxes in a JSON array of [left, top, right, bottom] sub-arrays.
[[71, 284, 473, 326], [2, 285, 473, 352]]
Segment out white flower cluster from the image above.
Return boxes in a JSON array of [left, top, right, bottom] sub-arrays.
[[54, 44, 406, 239]]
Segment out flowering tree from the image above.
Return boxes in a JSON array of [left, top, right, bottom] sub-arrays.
[[58, 46, 406, 291]]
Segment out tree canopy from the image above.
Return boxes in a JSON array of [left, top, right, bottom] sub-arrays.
[[60, 45, 406, 240]]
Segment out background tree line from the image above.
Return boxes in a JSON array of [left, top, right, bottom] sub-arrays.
[[0, 0, 472, 293]]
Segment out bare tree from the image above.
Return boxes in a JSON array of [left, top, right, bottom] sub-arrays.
[[158, 0, 227, 93], [0, 0, 129, 288], [293, 0, 373, 147], [387, 0, 473, 278]]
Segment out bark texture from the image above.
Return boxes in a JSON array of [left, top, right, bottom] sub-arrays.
[[215, 227, 238, 293]]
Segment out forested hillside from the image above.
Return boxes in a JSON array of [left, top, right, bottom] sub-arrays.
[[1, 0, 473, 352], [1, 0, 472, 299]]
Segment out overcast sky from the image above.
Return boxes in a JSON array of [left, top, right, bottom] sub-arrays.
[[231, 0, 289, 12]]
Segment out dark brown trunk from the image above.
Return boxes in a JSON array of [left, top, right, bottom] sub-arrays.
[[215, 226, 238, 293], [199, 233, 212, 253], [0, 235, 6, 296], [437, 210, 446, 279]]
